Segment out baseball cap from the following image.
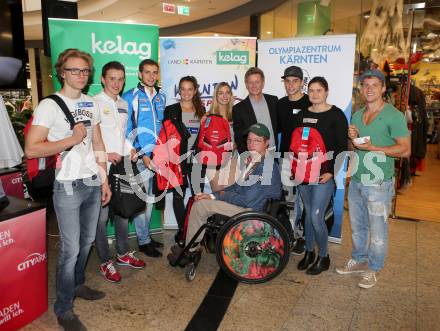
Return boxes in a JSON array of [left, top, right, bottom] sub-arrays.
[[359, 69, 385, 83], [281, 66, 303, 80], [244, 123, 270, 139]]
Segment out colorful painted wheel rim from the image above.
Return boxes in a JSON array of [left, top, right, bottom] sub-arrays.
[[220, 218, 287, 281]]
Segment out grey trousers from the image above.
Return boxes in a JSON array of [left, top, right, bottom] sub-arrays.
[[186, 199, 250, 246]]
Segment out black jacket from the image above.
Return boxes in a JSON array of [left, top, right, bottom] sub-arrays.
[[232, 94, 278, 153], [164, 102, 183, 123]]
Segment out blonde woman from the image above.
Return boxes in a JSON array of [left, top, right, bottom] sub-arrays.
[[208, 82, 238, 191]]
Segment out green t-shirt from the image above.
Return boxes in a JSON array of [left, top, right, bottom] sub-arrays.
[[351, 103, 409, 184]]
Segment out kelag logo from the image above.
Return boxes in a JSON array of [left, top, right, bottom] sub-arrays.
[[216, 51, 249, 65], [91, 33, 151, 59]]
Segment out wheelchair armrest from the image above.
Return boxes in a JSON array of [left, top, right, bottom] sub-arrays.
[[265, 199, 282, 217]]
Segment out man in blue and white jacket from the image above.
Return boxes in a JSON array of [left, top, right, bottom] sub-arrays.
[[123, 59, 166, 258]]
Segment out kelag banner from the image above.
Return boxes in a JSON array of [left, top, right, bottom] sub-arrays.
[[48, 19, 159, 95], [159, 37, 256, 107], [258, 35, 356, 242], [47, 19, 160, 233]]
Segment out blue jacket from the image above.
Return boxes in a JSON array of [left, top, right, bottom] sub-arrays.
[[123, 84, 166, 157], [213, 155, 282, 211]]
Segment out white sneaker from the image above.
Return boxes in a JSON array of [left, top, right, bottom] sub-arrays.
[[358, 270, 377, 289], [336, 258, 368, 275]]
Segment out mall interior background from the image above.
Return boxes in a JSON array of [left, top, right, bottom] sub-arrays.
[[1, 0, 439, 216]]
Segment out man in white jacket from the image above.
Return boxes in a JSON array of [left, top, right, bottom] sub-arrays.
[[94, 61, 145, 284]]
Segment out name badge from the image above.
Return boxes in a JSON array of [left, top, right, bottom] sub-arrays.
[[303, 118, 318, 124], [78, 102, 94, 108], [189, 127, 199, 134]]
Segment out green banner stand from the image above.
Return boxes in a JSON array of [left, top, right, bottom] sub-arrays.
[[106, 206, 162, 237], [48, 19, 159, 95]]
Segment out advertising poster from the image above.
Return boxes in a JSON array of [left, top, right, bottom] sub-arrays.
[[159, 37, 256, 108], [48, 19, 159, 95], [160, 37, 256, 229], [258, 35, 356, 242]]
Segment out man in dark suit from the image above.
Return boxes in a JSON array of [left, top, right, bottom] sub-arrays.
[[232, 67, 278, 153]]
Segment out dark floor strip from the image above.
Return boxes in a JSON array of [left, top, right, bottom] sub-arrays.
[[185, 269, 238, 331]]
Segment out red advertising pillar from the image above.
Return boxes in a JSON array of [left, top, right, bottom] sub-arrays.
[[0, 197, 47, 330]]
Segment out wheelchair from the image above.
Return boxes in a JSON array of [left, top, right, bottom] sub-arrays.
[[168, 199, 295, 284]]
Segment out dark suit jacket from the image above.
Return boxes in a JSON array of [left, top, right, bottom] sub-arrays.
[[232, 94, 279, 153]]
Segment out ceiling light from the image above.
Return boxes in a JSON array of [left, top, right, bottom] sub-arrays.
[[266, 31, 272, 35], [214, 33, 219, 37]]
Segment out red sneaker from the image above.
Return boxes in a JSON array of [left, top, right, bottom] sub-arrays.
[[116, 252, 146, 269], [99, 260, 121, 283]]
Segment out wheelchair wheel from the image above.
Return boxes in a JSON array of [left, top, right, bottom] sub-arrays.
[[216, 212, 290, 284]]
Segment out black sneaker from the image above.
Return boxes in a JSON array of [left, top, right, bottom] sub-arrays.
[[75, 285, 105, 301], [291, 238, 306, 255], [150, 237, 164, 248], [139, 243, 162, 258], [57, 311, 87, 331]]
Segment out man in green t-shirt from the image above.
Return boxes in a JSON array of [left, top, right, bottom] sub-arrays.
[[336, 69, 410, 289]]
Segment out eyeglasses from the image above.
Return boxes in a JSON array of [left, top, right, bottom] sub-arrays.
[[247, 138, 264, 144], [64, 68, 92, 76]]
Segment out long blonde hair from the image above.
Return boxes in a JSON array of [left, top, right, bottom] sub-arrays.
[[209, 82, 234, 121]]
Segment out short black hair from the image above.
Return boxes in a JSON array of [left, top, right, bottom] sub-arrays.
[[139, 59, 159, 72], [101, 61, 125, 78], [308, 76, 329, 91]]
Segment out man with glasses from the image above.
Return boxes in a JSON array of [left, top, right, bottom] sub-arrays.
[[25, 48, 111, 331], [123, 59, 166, 258], [168, 123, 282, 262]]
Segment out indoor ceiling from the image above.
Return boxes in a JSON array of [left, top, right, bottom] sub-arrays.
[[22, 0, 251, 40]]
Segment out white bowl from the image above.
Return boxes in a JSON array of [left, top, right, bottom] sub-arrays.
[[353, 136, 370, 145]]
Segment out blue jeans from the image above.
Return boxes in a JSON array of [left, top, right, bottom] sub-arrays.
[[348, 179, 394, 271], [95, 205, 129, 263], [298, 180, 335, 257], [133, 160, 153, 245], [53, 177, 101, 316]]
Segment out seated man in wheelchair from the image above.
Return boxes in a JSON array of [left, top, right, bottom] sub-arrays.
[[168, 123, 282, 265]]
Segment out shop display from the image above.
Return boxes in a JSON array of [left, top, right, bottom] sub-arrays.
[[0, 95, 24, 168]]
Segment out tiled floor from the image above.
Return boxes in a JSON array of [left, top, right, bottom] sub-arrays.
[[23, 213, 440, 331]]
